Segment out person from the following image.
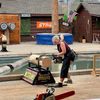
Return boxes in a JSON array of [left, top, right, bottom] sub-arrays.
[[0, 33, 8, 52], [52, 35, 74, 87]]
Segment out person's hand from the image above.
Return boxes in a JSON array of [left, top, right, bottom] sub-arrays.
[[53, 53, 59, 57]]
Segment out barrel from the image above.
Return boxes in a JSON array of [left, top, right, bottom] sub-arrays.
[[36, 33, 73, 45]]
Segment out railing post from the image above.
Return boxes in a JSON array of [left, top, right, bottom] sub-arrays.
[[91, 54, 100, 76]]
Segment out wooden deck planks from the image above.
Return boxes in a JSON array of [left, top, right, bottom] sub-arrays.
[[0, 75, 100, 100]]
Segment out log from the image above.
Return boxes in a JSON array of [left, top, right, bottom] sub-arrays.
[[29, 55, 52, 68], [0, 57, 28, 75], [0, 66, 11, 75]]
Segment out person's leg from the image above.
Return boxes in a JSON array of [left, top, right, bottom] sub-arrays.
[[56, 77, 64, 87], [55, 57, 68, 87], [60, 77, 64, 83], [3, 41, 7, 52], [64, 59, 73, 84], [66, 73, 73, 84], [56, 57, 71, 87], [60, 57, 70, 82], [67, 61, 72, 80], [67, 73, 71, 80]]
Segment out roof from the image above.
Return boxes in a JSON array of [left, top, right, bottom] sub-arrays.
[[76, 3, 100, 16], [0, 0, 62, 14]]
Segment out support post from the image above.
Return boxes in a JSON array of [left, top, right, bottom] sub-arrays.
[[52, 0, 59, 34]]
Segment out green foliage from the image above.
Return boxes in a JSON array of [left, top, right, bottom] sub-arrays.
[[21, 18, 31, 35], [63, 14, 68, 22]]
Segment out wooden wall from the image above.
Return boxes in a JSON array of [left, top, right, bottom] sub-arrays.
[[21, 16, 52, 42], [31, 16, 51, 34], [74, 9, 92, 42], [0, 14, 20, 44], [92, 16, 100, 42], [59, 18, 72, 33]]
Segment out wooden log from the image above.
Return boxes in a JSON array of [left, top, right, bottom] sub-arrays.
[[29, 55, 52, 68], [0, 57, 28, 75], [11, 57, 29, 71], [0, 66, 11, 75]]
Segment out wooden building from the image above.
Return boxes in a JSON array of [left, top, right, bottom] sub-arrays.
[[74, 3, 100, 43], [0, 0, 62, 43], [0, 14, 20, 44]]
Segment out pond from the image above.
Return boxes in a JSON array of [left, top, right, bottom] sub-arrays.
[[0, 54, 100, 75], [50, 53, 100, 72], [0, 55, 29, 75], [0, 55, 26, 66]]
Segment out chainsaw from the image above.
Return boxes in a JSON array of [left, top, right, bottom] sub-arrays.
[[33, 87, 75, 100]]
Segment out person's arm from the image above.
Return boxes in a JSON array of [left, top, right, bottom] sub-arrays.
[[58, 42, 66, 56]]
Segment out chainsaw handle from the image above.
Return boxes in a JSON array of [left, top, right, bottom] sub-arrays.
[[46, 87, 55, 94]]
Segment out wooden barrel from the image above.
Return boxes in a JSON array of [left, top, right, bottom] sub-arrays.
[[29, 55, 52, 68]]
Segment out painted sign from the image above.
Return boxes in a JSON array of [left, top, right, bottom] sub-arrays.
[[37, 21, 52, 29], [21, 13, 31, 17]]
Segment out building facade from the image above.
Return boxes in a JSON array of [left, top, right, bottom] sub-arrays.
[[74, 3, 100, 43], [0, 0, 62, 43]]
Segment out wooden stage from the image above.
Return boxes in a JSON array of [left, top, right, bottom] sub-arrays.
[[0, 74, 100, 100]]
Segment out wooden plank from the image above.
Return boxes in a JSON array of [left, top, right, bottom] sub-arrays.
[[0, 75, 100, 100], [91, 54, 100, 76], [0, 74, 23, 82]]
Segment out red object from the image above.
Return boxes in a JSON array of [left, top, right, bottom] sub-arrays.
[[35, 91, 75, 100], [55, 91, 75, 100], [36, 93, 45, 100]]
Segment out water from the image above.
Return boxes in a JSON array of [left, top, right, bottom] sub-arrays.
[[0, 55, 29, 75], [0, 54, 100, 75], [10, 63, 29, 74], [51, 55, 100, 71], [75, 56, 100, 70], [0, 56, 26, 66]]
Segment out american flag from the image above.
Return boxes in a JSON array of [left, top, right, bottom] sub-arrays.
[[68, 11, 77, 23]]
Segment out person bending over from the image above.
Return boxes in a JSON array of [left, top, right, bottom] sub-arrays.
[[52, 35, 73, 87]]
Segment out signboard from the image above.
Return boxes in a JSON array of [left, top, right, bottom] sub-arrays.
[[36, 21, 52, 29], [23, 69, 36, 84], [21, 14, 31, 17]]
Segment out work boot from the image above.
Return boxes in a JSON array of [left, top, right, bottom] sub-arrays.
[[55, 82, 63, 87], [64, 79, 73, 84]]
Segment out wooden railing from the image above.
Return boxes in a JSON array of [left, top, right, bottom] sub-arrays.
[[91, 54, 100, 76]]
